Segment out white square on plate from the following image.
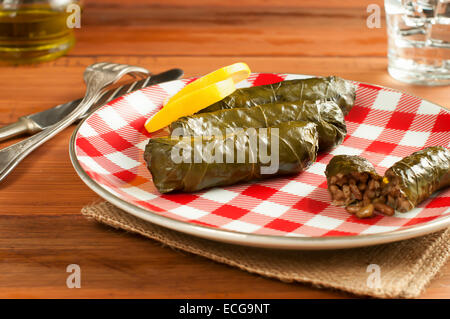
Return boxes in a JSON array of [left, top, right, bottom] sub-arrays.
[[280, 181, 316, 197], [331, 145, 364, 156], [136, 139, 149, 151], [352, 124, 384, 140], [201, 188, 239, 204], [222, 220, 261, 233], [284, 74, 311, 81], [121, 186, 158, 201], [235, 79, 252, 89], [307, 162, 327, 176], [77, 156, 110, 174], [157, 80, 185, 97], [105, 152, 141, 170], [170, 205, 208, 220], [399, 131, 430, 147], [96, 108, 128, 130], [417, 100, 442, 115], [372, 91, 402, 111], [305, 215, 343, 230], [125, 91, 157, 116], [378, 155, 402, 168], [360, 225, 399, 234], [79, 122, 100, 138], [390, 207, 423, 219], [253, 201, 290, 217]]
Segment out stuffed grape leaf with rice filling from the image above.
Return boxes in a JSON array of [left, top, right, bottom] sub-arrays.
[[382, 146, 450, 212], [170, 100, 346, 151], [198, 76, 356, 116], [324, 155, 395, 218], [144, 121, 319, 193], [325, 155, 382, 207]]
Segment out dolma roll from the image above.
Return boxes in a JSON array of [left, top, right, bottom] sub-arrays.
[[382, 146, 450, 212], [199, 76, 356, 116], [325, 155, 394, 218], [145, 121, 319, 193], [170, 100, 346, 151]]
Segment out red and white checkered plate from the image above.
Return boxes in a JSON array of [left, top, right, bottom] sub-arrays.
[[70, 73, 450, 249]]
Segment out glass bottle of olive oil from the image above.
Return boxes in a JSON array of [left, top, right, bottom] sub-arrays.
[[0, 0, 78, 64]]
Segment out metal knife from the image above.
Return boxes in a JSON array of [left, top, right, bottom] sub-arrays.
[[0, 68, 184, 142]]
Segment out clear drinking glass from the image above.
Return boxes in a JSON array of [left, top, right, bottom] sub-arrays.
[[0, 0, 79, 65], [385, 0, 450, 85]]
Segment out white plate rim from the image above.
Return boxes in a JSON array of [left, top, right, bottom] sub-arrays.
[[69, 74, 450, 250]]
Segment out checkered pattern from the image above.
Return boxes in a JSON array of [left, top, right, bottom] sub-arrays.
[[75, 73, 450, 238]]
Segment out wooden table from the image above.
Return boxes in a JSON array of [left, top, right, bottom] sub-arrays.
[[0, 0, 448, 298]]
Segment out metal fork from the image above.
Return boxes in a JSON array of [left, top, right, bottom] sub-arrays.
[[0, 62, 149, 182]]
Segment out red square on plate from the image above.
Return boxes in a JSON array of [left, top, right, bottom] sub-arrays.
[[241, 185, 277, 200], [161, 193, 199, 205], [213, 204, 250, 219], [265, 218, 301, 232], [385, 111, 416, 131], [324, 229, 358, 236], [101, 131, 134, 151], [76, 137, 103, 157], [426, 197, 450, 208], [345, 106, 371, 123], [366, 140, 397, 154], [294, 198, 329, 214], [432, 112, 450, 132]]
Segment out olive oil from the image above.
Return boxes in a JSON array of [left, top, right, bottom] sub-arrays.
[[0, 4, 75, 64]]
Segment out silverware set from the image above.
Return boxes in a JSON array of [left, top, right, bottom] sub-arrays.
[[0, 63, 184, 182]]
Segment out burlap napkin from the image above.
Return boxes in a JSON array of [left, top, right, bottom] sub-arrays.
[[82, 201, 450, 298]]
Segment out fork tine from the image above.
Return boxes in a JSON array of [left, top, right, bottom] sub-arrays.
[[126, 66, 150, 75], [128, 71, 148, 79], [84, 63, 150, 90], [113, 66, 149, 82], [101, 63, 118, 70], [92, 62, 108, 68], [113, 65, 130, 72]]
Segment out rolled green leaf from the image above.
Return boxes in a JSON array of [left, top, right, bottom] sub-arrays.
[[383, 146, 450, 212], [144, 121, 318, 193], [325, 155, 382, 212], [171, 100, 345, 151], [325, 155, 380, 182], [199, 76, 356, 115]]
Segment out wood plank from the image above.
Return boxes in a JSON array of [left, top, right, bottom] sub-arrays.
[[87, 0, 382, 8], [1, 56, 447, 125], [0, 214, 447, 298], [0, 215, 345, 298], [67, 0, 386, 57]]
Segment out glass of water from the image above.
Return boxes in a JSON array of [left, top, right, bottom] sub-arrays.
[[385, 0, 450, 85]]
